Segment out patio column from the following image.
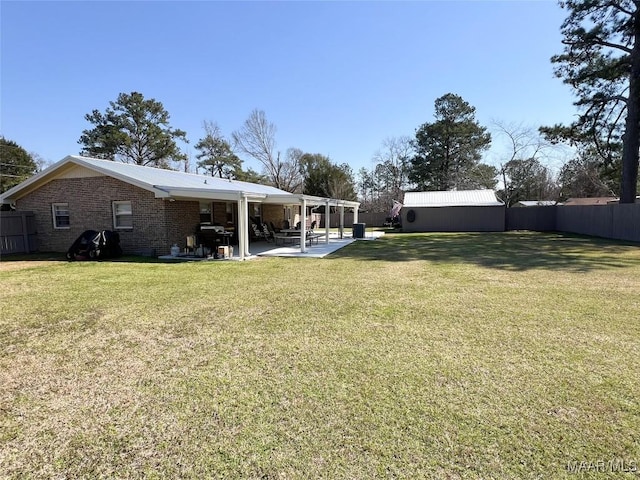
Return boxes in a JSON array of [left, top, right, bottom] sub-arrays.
[[353, 206, 359, 224], [237, 194, 246, 260], [242, 195, 251, 257], [339, 205, 345, 239], [300, 198, 307, 253], [325, 200, 330, 244]]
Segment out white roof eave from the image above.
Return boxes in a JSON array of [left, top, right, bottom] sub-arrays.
[[155, 186, 239, 201], [0, 155, 76, 202], [1, 155, 361, 209], [259, 193, 359, 208]]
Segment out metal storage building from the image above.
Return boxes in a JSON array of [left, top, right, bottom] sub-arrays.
[[401, 190, 505, 232]]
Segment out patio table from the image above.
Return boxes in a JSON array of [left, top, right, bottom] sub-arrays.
[[279, 228, 303, 235]]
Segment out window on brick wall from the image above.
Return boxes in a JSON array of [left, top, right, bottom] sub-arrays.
[[226, 202, 235, 225], [52, 203, 70, 229], [199, 201, 212, 223], [112, 201, 133, 229]]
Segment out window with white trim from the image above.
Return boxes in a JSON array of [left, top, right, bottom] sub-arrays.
[[52, 203, 70, 229], [199, 201, 212, 223], [112, 201, 133, 229]]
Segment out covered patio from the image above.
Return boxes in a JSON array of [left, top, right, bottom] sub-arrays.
[[160, 230, 383, 261], [158, 187, 363, 260]]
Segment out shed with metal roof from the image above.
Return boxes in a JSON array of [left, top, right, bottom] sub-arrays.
[[401, 190, 505, 232]]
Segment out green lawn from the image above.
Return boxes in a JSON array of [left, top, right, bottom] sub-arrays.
[[1, 232, 639, 479]]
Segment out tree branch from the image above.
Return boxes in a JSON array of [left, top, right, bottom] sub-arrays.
[[605, 0, 635, 17]]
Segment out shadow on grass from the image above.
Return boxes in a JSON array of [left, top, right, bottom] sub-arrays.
[[0, 253, 178, 265], [331, 231, 640, 272]]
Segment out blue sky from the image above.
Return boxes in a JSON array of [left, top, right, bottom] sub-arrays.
[[1, 1, 576, 176]]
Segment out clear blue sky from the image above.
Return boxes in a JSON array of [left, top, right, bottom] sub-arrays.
[[1, 0, 576, 176]]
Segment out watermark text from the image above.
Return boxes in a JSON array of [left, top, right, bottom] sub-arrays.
[[567, 458, 638, 474]]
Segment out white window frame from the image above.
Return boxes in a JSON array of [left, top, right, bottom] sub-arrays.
[[52, 203, 70, 229], [199, 201, 212, 223], [112, 201, 133, 230], [225, 202, 235, 225]]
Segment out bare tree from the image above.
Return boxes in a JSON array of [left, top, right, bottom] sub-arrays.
[[232, 109, 301, 191], [492, 121, 558, 205], [493, 121, 551, 165], [280, 147, 304, 193], [372, 136, 413, 199]]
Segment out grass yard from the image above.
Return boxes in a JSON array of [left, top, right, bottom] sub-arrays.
[[1, 232, 639, 479]]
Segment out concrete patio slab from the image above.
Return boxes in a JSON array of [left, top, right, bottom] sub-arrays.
[[253, 231, 384, 258], [158, 231, 384, 261]]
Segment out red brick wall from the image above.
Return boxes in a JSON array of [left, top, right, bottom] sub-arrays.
[[260, 205, 320, 230], [210, 202, 225, 224], [262, 204, 285, 229], [165, 200, 200, 253], [15, 176, 200, 255]]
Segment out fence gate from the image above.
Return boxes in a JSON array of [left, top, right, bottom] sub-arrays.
[[1, 211, 38, 255]]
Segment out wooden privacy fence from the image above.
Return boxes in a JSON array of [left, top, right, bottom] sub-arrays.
[[1, 211, 38, 255], [328, 206, 640, 243], [506, 204, 640, 243], [326, 211, 389, 228]]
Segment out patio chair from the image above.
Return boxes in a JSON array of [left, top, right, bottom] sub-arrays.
[[251, 223, 265, 240], [262, 223, 274, 242]]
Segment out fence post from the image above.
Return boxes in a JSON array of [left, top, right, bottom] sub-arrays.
[[21, 213, 31, 253]]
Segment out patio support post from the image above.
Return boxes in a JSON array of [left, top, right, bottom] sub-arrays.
[[300, 197, 307, 253], [237, 194, 246, 260], [242, 195, 251, 257], [325, 200, 330, 244], [339, 205, 345, 239], [353, 207, 358, 224]]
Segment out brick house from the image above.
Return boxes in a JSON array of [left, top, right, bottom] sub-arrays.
[[0, 156, 360, 259]]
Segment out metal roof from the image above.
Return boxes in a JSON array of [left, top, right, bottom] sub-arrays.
[[0, 155, 360, 207], [70, 156, 291, 196], [403, 190, 504, 207]]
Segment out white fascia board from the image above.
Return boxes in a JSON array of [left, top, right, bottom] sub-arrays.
[[157, 187, 243, 202], [272, 194, 360, 208], [261, 193, 299, 205], [159, 188, 269, 203], [250, 192, 360, 208], [336, 200, 361, 208], [241, 193, 268, 202]]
